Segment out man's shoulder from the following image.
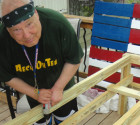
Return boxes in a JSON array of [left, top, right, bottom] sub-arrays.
[[36, 7, 63, 18], [0, 24, 9, 38], [36, 7, 68, 25], [0, 24, 15, 48]]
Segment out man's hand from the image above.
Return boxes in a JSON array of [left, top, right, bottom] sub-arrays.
[[37, 89, 52, 104], [49, 62, 81, 106], [51, 88, 63, 106]]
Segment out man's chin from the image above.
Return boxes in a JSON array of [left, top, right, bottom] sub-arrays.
[[23, 41, 39, 47]]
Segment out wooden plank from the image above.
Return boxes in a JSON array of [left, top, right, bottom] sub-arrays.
[[92, 23, 130, 42], [129, 82, 140, 91], [78, 112, 96, 125], [130, 53, 140, 65], [133, 77, 140, 84], [0, 110, 11, 121], [0, 101, 3, 106], [124, 53, 140, 65], [63, 14, 93, 24], [0, 116, 11, 125], [96, 80, 112, 89], [100, 111, 121, 125], [131, 19, 140, 30], [91, 37, 128, 51], [0, 102, 9, 113], [128, 42, 140, 54], [94, 1, 134, 17], [88, 67, 140, 85], [130, 114, 140, 125], [80, 23, 93, 29], [4, 105, 43, 125], [108, 68, 132, 116], [133, 4, 140, 18], [110, 74, 133, 87], [0, 91, 17, 108], [0, 103, 20, 124], [94, 14, 132, 27], [78, 72, 88, 78], [118, 63, 131, 116], [89, 58, 140, 78], [120, 63, 131, 80], [89, 58, 111, 69], [129, 29, 140, 45], [63, 14, 93, 29], [114, 101, 140, 125], [85, 111, 113, 125], [4, 54, 131, 125], [89, 45, 123, 62], [108, 86, 140, 100], [88, 66, 121, 83], [118, 95, 127, 116]]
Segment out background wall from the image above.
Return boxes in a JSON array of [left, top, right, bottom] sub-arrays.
[[33, 0, 68, 13]]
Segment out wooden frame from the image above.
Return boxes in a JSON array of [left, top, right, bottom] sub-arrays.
[[4, 53, 140, 125], [63, 14, 93, 29]]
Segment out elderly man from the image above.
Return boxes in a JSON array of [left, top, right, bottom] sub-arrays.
[[0, 0, 83, 124]]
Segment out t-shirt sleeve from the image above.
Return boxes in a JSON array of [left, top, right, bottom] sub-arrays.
[[0, 38, 16, 82], [61, 19, 84, 64], [0, 58, 15, 82]]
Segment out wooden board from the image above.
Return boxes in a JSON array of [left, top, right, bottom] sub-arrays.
[[78, 112, 96, 125], [0, 116, 11, 125], [63, 14, 93, 24], [0, 102, 9, 113], [92, 23, 130, 42], [85, 111, 113, 125], [63, 14, 93, 29], [94, 1, 134, 17], [0, 91, 17, 108], [0, 110, 10, 121], [100, 111, 121, 125]]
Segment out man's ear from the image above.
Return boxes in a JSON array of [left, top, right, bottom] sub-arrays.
[[6, 27, 10, 33], [35, 9, 39, 19]]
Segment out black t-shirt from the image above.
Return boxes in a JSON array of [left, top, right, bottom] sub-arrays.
[[0, 7, 84, 90]]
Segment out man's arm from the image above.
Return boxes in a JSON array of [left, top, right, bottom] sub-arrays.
[[51, 61, 81, 106], [6, 78, 52, 104]]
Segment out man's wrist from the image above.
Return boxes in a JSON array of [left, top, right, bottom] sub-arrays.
[[51, 85, 64, 92]]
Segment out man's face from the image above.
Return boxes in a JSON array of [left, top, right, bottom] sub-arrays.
[[7, 11, 42, 47]]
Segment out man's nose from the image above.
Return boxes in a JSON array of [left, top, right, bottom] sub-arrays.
[[23, 28, 30, 39]]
